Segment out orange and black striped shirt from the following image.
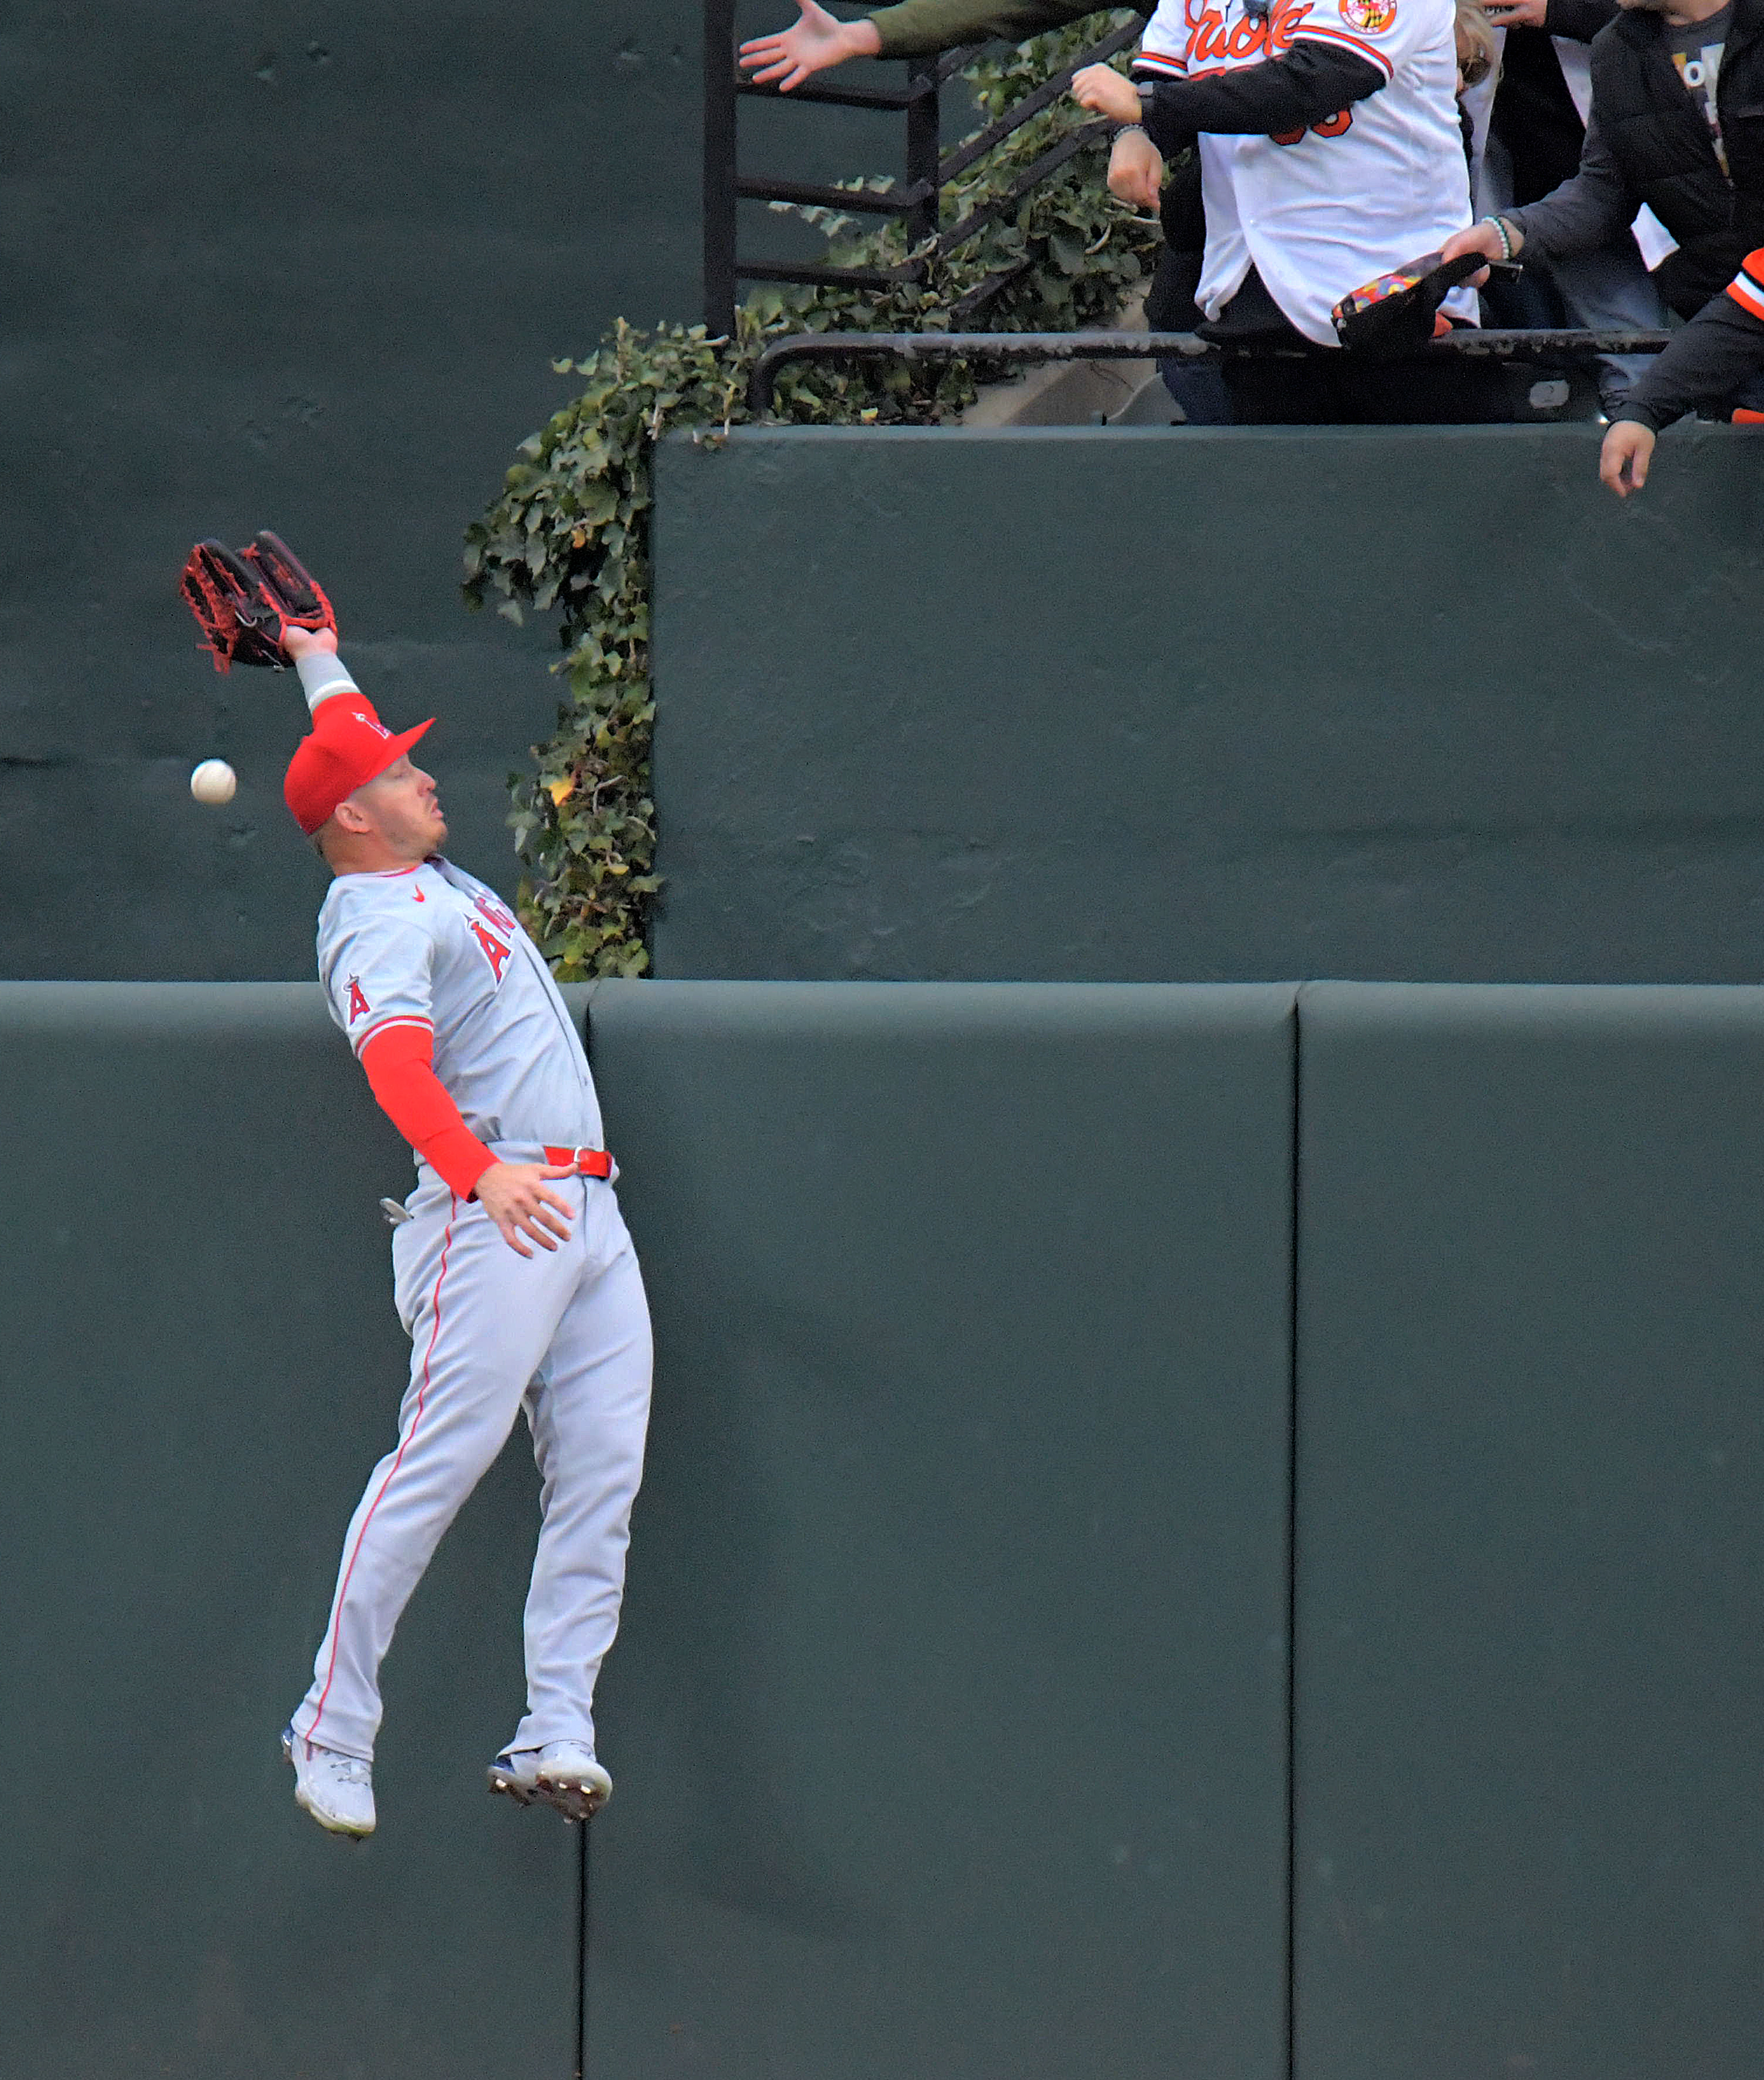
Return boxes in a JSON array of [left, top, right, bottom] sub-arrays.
[[1613, 248, 1764, 431]]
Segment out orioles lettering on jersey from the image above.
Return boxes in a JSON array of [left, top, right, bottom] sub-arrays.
[[1186, 0, 1313, 66], [1152, 0, 1408, 81], [468, 917, 512, 982], [346, 976, 371, 1024]]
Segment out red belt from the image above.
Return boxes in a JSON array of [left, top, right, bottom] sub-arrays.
[[544, 1145, 613, 1177]]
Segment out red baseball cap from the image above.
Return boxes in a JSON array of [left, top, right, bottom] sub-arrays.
[[284, 695, 434, 836]]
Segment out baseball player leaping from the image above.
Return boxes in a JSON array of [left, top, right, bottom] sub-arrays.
[[274, 620, 652, 1840]]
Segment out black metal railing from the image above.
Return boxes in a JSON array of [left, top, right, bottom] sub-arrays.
[[702, 0, 1141, 333], [744, 326, 1676, 415]]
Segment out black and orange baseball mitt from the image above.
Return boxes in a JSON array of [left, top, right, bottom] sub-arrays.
[[180, 531, 336, 672]]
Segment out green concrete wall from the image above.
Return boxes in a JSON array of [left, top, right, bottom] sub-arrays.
[[14, 391, 1764, 991], [650, 423, 1764, 983], [3, 978, 1758, 2076]]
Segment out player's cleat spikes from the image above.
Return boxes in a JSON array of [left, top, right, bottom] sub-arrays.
[[487, 1748, 542, 1806], [534, 1742, 612, 1824], [283, 1725, 376, 1838]]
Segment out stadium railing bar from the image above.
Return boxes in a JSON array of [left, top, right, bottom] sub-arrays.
[[702, 0, 1141, 333], [743, 324, 1675, 414]]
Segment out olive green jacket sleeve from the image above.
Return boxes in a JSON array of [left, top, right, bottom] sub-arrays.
[[868, 0, 1137, 58]]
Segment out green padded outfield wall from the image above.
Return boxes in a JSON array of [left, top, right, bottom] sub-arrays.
[[650, 423, 1764, 984], [0, 0, 941, 982], [580, 980, 1296, 2080], [0, 984, 578, 2080], [9, 976, 1759, 2076], [0, 978, 1296, 2080], [1294, 983, 1764, 2080]]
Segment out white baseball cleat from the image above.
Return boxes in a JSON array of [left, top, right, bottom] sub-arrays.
[[488, 1740, 612, 1821], [283, 1726, 376, 1839], [486, 1747, 543, 1806], [537, 1742, 612, 1823]]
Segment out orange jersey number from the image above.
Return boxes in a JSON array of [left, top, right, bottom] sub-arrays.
[[1271, 107, 1354, 143]]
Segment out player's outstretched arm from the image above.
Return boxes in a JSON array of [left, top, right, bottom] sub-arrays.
[[475, 1163, 578, 1258], [283, 623, 338, 660], [283, 618, 363, 713], [740, 1, 881, 89]]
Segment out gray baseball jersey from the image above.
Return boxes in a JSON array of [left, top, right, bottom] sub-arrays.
[[293, 852, 649, 1772], [315, 855, 604, 1168]]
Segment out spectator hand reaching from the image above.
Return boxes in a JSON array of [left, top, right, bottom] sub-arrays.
[[1073, 64, 1143, 124], [1108, 127, 1164, 212], [739, 1, 882, 90], [1599, 421, 1655, 497], [1440, 215, 1524, 289]]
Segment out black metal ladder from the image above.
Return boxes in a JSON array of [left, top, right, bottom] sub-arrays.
[[700, 0, 1141, 333]]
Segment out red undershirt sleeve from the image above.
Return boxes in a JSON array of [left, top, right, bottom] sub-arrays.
[[357, 1020, 498, 1201]]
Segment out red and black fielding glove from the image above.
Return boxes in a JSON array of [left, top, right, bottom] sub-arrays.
[[1331, 248, 1493, 355], [180, 530, 337, 673]]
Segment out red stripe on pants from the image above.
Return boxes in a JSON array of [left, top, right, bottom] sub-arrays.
[[307, 1195, 458, 1745]]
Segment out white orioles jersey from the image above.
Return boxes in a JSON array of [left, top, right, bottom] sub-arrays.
[[316, 855, 604, 1174], [1140, 0, 1474, 346]]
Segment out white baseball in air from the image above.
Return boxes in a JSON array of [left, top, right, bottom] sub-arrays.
[[190, 758, 237, 806]]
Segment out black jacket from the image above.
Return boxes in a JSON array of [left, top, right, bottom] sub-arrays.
[[1614, 247, 1764, 422], [1514, 0, 1764, 314], [1492, 0, 1621, 207]]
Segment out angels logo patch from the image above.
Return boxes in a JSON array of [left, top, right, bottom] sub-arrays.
[[345, 976, 371, 1024], [1339, 0, 1396, 28], [468, 918, 512, 983]]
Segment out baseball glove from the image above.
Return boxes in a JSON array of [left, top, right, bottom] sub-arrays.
[[180, 530, 336, 673], [1331, 248, 1494, 356]]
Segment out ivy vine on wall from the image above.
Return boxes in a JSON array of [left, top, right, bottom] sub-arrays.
[[463, 13, 1157, 978]]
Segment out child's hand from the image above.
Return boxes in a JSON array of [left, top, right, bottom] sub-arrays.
[[1073, 64, 1143, 124], [1599, 420, 1656, 499], [1109, 128, 1164, 211]]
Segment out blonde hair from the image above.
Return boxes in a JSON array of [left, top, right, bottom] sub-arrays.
[[1455, 0, 1498, 86]]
